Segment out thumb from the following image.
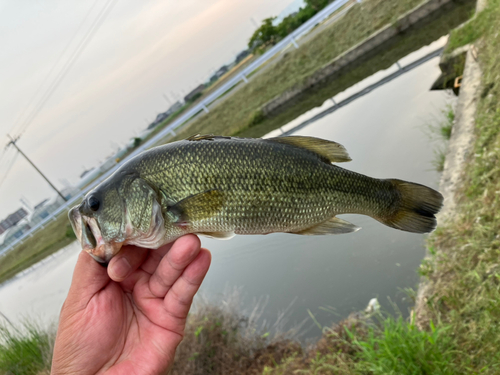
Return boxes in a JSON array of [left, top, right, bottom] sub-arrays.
[[65, 251, 110, 308]]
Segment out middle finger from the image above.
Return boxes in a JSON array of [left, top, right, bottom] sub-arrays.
[[149, 234, 201, 298]]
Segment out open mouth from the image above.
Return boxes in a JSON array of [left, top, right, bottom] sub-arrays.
[[68, 206, 121, 264]]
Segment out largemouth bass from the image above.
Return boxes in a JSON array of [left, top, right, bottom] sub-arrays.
[[69, 135, 443, 263]]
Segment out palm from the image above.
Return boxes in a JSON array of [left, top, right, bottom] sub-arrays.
[[52, 235, 210, 375]]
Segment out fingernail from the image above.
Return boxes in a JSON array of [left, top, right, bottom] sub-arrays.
[[111, 257, 131, 280]]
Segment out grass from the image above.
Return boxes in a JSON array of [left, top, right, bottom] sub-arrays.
[[413, 0, 500, 372], [444, 1, 497, 53], [440, 106, 455, 140], [261, 313, 459, 375], [349, 317, 457, 375], [427, 104, 455, 172], [0, 213, 74, 285], [170, 291, 303, 375], [166, 0, 475, 142], [0, 321, 54, 375]]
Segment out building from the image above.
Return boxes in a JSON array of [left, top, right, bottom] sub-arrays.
[[0, 208, 28, 235], [147, 101, 184, 130], [0, 217, 31, 248], [167, 101, 183, 114], [235, 49, 250, 63], [184, 84, 205, 103]]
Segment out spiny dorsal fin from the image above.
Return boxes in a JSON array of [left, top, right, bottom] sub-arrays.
[[293, 216, 360, 235], [168, 189, 225, 224], [268, 136, 351, 163], [186, 134, 231, 142]]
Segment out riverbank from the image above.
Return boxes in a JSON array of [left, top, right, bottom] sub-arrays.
[[413, 0, 500, 369], [0, 214, 74, 285], [167, 0, 475, 142]]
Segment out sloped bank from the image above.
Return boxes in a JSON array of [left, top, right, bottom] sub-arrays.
[[414, 34, 482, 326], [412, 0, 500, 370], [260, 0, 475, 118], [237, 0, 475, 138], [415, 0, 485, 324]]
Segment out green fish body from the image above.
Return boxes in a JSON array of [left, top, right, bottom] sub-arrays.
[[69, 135, 443, 263]]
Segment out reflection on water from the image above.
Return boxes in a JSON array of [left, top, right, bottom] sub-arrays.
[[0, 242, 80, 327], [0, 40, 452, 340]]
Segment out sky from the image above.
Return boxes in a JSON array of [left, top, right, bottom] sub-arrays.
[[0, 0, 304, 218]]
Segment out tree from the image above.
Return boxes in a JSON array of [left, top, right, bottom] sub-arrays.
[[276, 7, 316, 38], [305, 0, 330, 11], [248, 17, 279, 52]]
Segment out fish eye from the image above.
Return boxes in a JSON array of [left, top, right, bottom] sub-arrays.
[[88, 196, 100, 212]]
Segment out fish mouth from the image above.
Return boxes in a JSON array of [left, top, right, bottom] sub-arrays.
[[68, 206, 123, 264]]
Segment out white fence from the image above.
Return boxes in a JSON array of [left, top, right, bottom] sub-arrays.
[[0, 0, 357, 257]]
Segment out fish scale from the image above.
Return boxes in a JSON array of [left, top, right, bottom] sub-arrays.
[[69, 135, 443, 263], [131, 138, 393, 235]]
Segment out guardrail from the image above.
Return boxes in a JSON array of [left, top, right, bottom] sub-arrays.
[[0, 0, 357, 257]]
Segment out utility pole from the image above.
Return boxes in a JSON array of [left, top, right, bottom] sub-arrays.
[[6, 135, 67, 202], [162, 93, 171, 106]]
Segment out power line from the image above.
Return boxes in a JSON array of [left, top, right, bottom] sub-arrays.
[[5, 135, 67, 201], [0, 149, 19, 192], [12, 0, 118, 139], [8, 0, 101, 138]]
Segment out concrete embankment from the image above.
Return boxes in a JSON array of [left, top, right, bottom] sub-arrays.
[[260, 0, 475, 118], [414, 0, 486, 326]]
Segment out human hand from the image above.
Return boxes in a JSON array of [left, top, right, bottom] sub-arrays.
[[51, 234, 211, 375]]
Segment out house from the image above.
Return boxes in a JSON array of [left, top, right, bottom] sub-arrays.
[[184, 84, 205, 103], [0, 208, 28, 235], [236, 49, 250, 63], [147, 101, 184, 130], [167, 101, 183, 114], [1, 217, 31, 247]]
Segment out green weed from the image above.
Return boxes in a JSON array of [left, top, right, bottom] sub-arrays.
[[418, 0, 500, 372], [349, 316, 458, 375], [0, 321, 54, 375]]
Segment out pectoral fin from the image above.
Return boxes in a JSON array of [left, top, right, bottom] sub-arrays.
[[293, 216, 360, 235], [268, 136, 351, 163], [168, 189, 225, 224]]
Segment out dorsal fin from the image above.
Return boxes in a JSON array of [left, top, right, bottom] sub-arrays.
[[186, 134, 231, 142], [268, 136, 351, 163]]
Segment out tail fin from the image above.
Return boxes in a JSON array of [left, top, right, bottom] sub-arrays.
[[378, 179, 443, 233]]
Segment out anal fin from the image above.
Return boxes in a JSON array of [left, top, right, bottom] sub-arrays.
[[198, 231, 235, 240], [293, 217, 360, 235]]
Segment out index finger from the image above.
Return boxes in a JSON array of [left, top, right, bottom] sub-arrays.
[[107, 245, 149, 282], [65, 251, 109, 310]]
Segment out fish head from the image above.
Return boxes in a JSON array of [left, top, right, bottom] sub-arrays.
[[69, 172, 166, 263]]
